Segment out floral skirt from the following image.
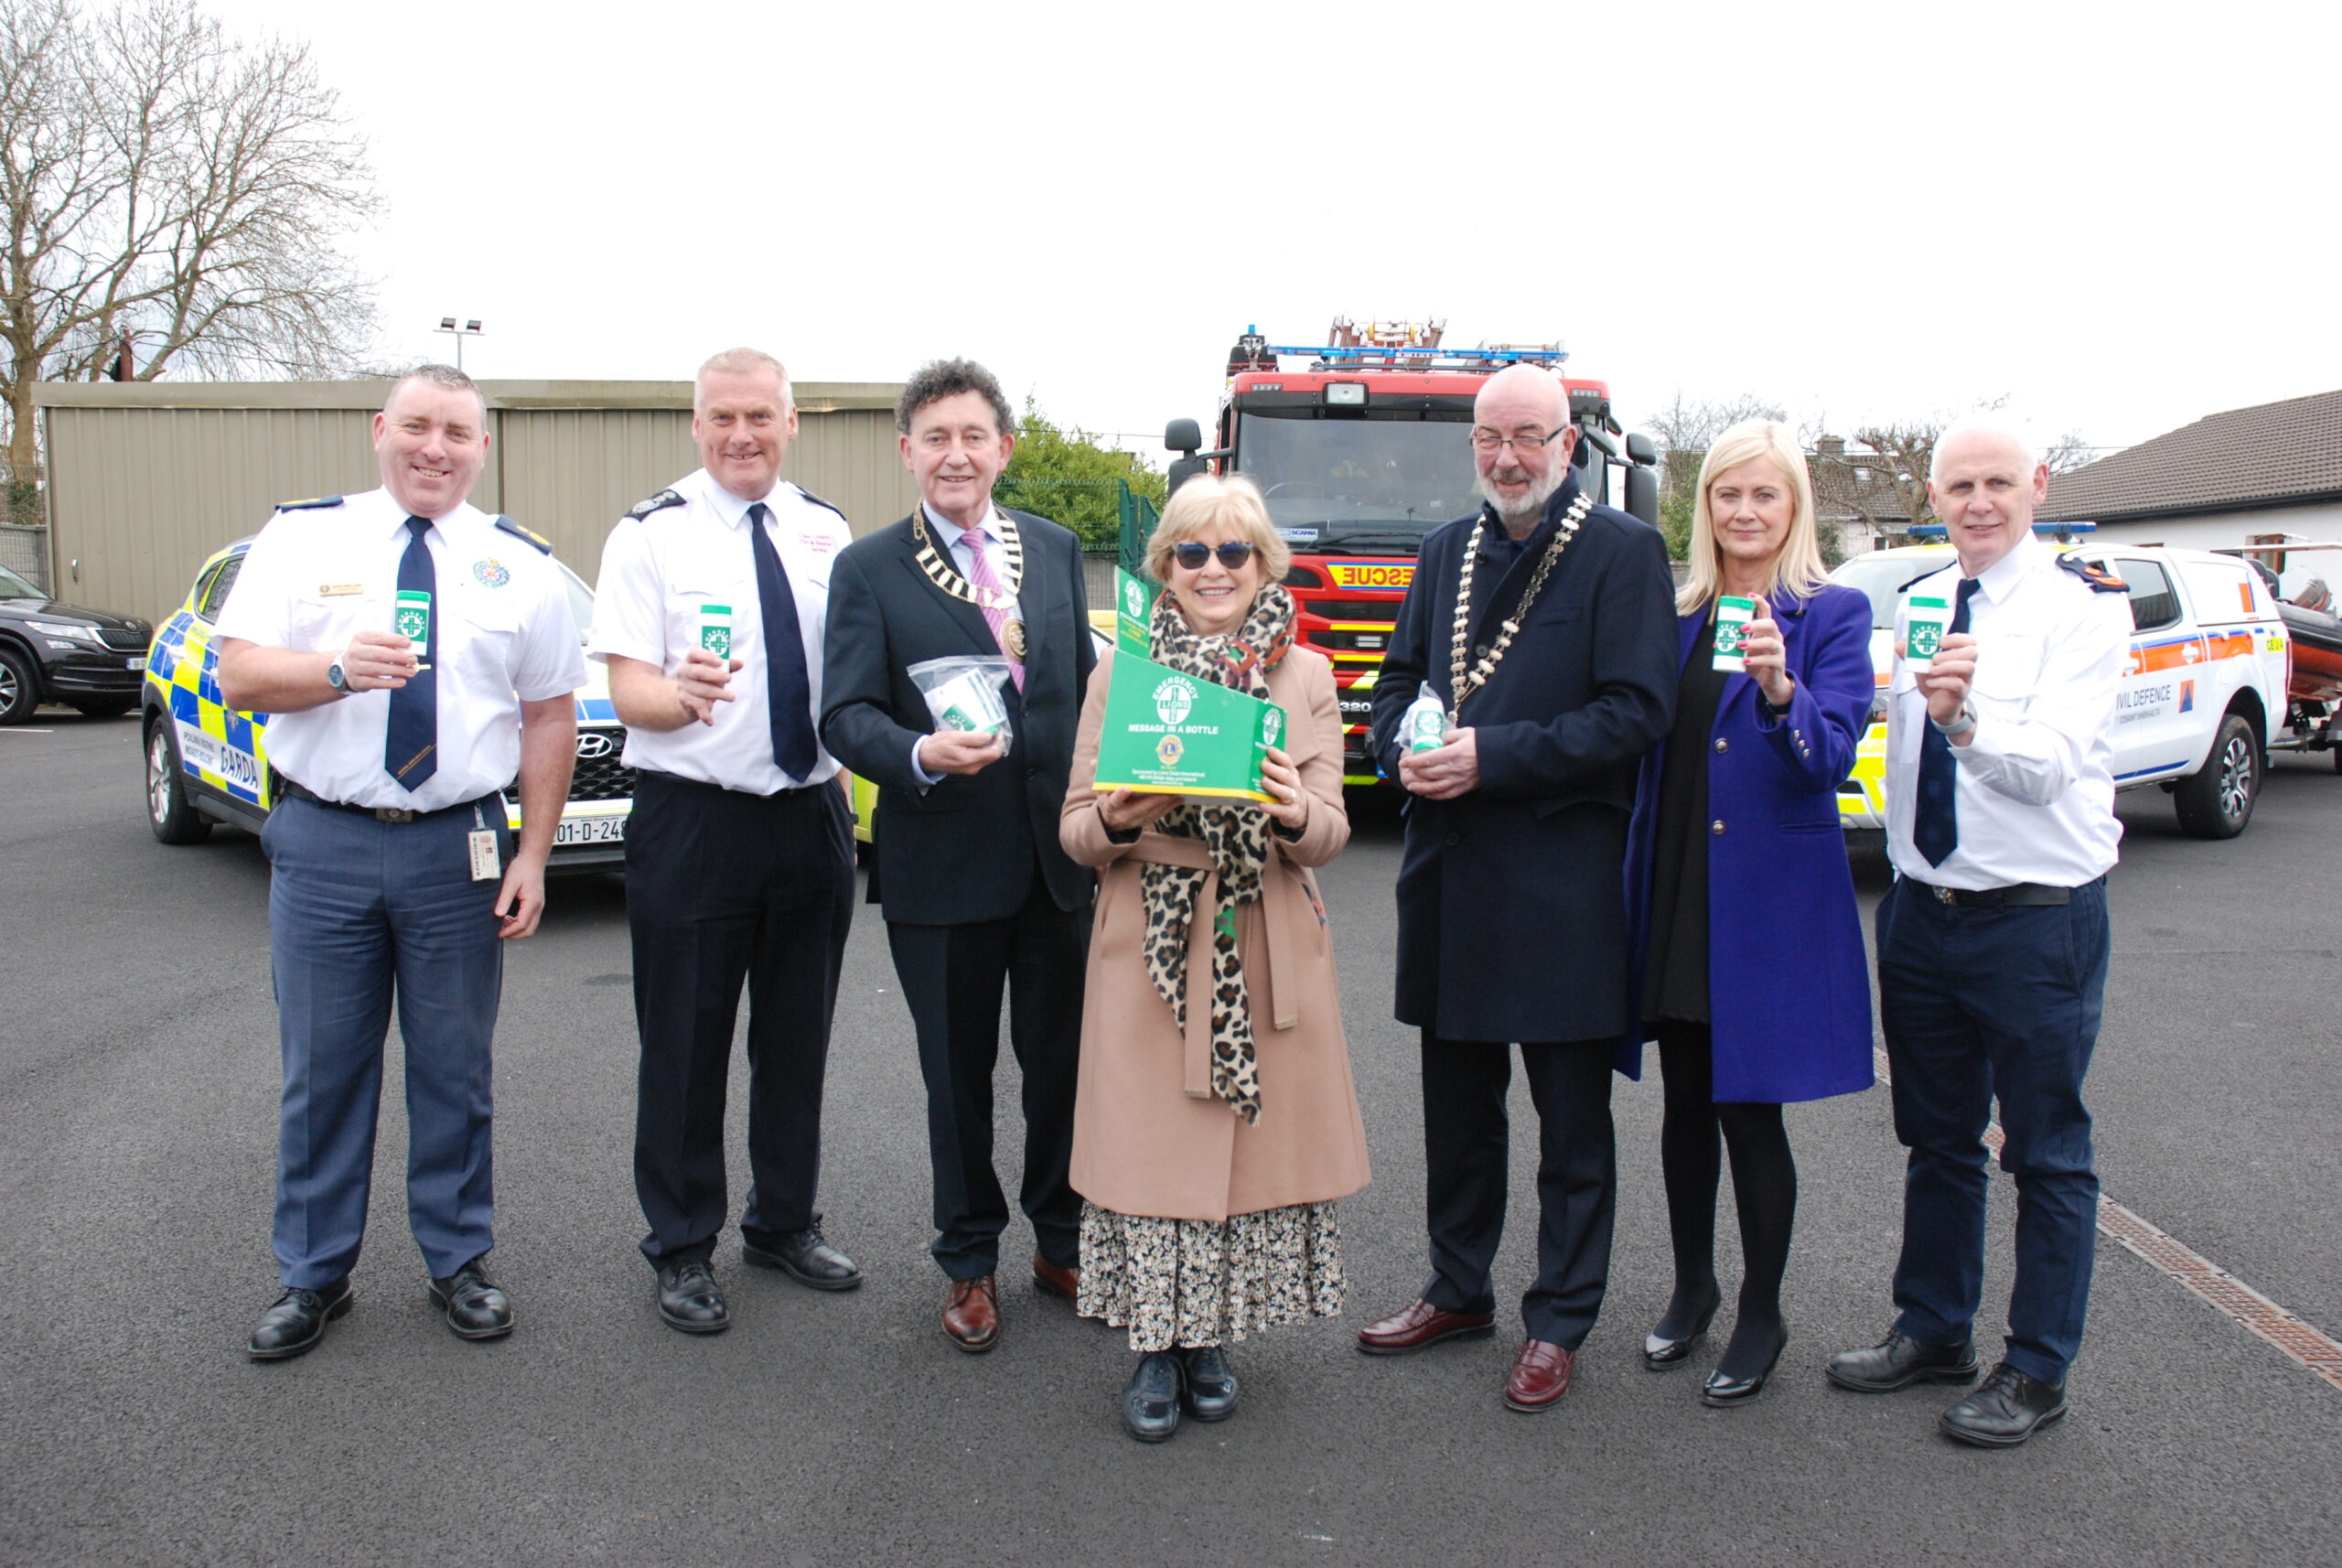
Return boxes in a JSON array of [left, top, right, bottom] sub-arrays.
[[1076, 1197, 1344, 1352]]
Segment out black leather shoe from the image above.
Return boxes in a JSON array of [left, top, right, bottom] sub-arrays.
[[1939, 1361, 2068, 1447], [1702, 1329, 1787, 1407], [1181, 1346, 1238, 1422], [427, 1259, 514, 1341], [656, 1259, 730, 1334], [1827, 1328, 1980, 1392], [743, 1227, 863, 1292], [1643, 1288, 1721, 1371], [248, 1277, 353, 1360], [1123, 1351, 1185, 1443]]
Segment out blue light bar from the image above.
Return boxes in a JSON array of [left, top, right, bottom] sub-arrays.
[[1263, 343, 1569, 365], [1902, 521, 2097, 538]]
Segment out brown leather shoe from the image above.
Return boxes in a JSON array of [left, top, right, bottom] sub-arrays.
[[1504, 1338, 1575, 1412], [1032, 1251, 1079, 1305], [942, 1275, 1000, 1353], [1356, 1298, 1498, 1356]]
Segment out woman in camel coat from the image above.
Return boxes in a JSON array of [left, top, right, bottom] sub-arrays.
[[1061, 474, 1369, 1443]]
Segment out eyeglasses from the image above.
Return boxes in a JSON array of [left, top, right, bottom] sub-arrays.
[[1171, 540, 1256, 571], [1468, 428, 1566, 454]]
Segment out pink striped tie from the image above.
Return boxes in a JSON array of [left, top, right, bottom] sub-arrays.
[[963, 528, 1026, 691]]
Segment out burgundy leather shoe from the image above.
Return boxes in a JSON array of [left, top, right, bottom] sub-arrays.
[[942, 1275, 1000, 1353], [1032, 1252, 1079, 1305], [1356, 1298, 1497, 1356], [1504, 1339, 1575, 1412]]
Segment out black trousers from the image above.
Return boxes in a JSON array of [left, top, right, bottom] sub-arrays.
[[1420, 1036, 1617, 1348], [886, 869, 1087, 1281], [626, 770, 855, 1267]]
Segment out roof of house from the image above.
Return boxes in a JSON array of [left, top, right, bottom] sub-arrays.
[[1810, 456, 1914, 523], [2042, 388, 2342, 522]]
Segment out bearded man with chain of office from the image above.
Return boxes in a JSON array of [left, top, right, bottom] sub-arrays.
[[1361, 363, 1677, 1414]]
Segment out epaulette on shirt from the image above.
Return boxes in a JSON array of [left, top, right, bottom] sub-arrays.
[[2057, 554, 2126, 594], [493, 515, 554, 554], [628, 489, 686, 521], [275, 494, 342, 511], [796, 486, 849, 526]]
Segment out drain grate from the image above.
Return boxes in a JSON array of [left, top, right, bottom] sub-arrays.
[[1870, 1045, 2342, 1393]]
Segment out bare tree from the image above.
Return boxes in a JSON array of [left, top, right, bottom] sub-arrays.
[[1640, 390, 1789, 496], [0, 0, 378, 494], [2045, 431, 2097, 476]]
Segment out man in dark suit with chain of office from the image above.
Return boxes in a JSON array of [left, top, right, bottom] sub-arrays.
[[821, 358, 1097, 1352], [1359, 363, 1677, 1414]]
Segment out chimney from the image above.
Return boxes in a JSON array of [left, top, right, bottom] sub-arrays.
[[1815, 434, 1845, 459]]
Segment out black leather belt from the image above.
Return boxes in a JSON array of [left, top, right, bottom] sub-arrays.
[[282, 779, 496, 825], [1907, 878, 2077, 908]]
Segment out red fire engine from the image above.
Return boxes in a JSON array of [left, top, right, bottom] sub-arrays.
[[1163, 317, 1660, 782]]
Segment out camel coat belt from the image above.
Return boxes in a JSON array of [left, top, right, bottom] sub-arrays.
[[1062, 646, 1371, 1223]]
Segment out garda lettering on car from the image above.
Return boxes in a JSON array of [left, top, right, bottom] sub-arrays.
[[1324, 560, 1417, 593]]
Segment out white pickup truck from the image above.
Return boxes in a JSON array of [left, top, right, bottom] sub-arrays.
[[1829, 541, 2291, 840]]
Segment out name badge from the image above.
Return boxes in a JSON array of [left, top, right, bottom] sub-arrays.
[[318, 582, 365, 596], [469, 804, 500, 882]]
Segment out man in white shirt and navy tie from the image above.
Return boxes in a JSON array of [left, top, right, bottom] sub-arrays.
[[215, 363, 585, 1359], [591, 348, 861, 1334], [1828, 413, 2131, 1447]]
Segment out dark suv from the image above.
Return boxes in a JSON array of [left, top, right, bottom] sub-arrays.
[[0, 563, 153, 724]]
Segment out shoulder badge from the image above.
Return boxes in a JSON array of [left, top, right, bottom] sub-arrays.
[[2057, 554, 2126, 594], [274, 494, 342, 511], [793, 485, 850, 527], [493, 515, 553, 554], [627, 489, 686, 521]]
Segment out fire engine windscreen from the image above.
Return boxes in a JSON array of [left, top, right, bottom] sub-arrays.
[[1238, 412, 1482, 538]]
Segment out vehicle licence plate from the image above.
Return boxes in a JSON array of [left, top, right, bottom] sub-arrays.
[[553, 817, 626, 845], [126, 657, 146, 671]]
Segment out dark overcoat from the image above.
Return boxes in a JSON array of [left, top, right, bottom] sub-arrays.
[[1368, 477, 1677, 1044], [819, 507, 1097, 926], [1620, 581, 1876, 1102]]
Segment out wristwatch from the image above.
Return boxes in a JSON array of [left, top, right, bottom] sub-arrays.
[[326, 659, 349, 695], [1929, 703, 1977, 739]]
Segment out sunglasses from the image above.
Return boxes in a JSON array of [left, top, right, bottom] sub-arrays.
[[1171, 541, 1256, 571]]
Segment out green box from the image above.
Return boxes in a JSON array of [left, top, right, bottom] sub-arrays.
[[698, 603, 732, 659], [1907, 594, 1950, 660], [393, 588, 432, 645], [1113, 567, 1156, 657], [1093, 651, 1284, 802]]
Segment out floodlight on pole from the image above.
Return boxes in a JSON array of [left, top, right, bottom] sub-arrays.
[[433, 316, 484, 371]]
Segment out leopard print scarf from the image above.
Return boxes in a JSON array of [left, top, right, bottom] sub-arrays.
[[1138, 581, 1297, 1125]]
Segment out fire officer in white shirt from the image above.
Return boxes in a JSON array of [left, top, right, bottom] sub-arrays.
[[589, 347, 861, 1335], [1827, 412, 2131, 1448], [215, 363, 585, 1360]]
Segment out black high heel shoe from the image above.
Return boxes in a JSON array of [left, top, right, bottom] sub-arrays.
[[1642, 1292, 1720, 1370], [1702, 1329, 1788, 1407]]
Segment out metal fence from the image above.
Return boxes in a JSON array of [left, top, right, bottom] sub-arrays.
[[0, 523, 48, 592]]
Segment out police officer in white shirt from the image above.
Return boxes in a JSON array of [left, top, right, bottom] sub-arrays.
[[214, 363, 586, 1359], [1827, 413, 2131, 1447], [590, 347, 861, 1335]]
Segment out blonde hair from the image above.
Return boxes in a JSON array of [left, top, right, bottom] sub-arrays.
[[1145, 474, 1291, 585], [1677, 418, 1829, 614]]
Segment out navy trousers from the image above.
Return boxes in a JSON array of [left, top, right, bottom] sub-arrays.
[[1419, 1036, 1617, 1348], [625, 771, 855, 1268], [1875, 875, 2109, 1385], [263, 794, 510, 1290], [886, 868, 1087, 1281]]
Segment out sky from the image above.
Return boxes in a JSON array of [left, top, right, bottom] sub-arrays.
[[195, 0, 2341, 460]]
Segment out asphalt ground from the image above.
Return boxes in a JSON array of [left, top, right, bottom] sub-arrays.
[[3, 707, 2338, 1566]]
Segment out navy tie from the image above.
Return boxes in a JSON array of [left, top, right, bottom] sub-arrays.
[[384, 516, 439, 790], [1912, 575, 1981, 867], [748, 502, 818, 780]]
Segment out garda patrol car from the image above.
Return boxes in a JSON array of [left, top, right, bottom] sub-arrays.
[[1830, 540, 2290, 841], [141, 531, 633, 866]]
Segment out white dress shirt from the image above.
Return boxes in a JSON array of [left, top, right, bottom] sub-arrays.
[[212, 488, 586, 811], [588, 468, 849, 793], [1885, 532, 2131, 888]]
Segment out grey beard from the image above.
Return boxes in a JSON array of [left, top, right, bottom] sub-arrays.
[[1488, 469, 1565, 531]]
